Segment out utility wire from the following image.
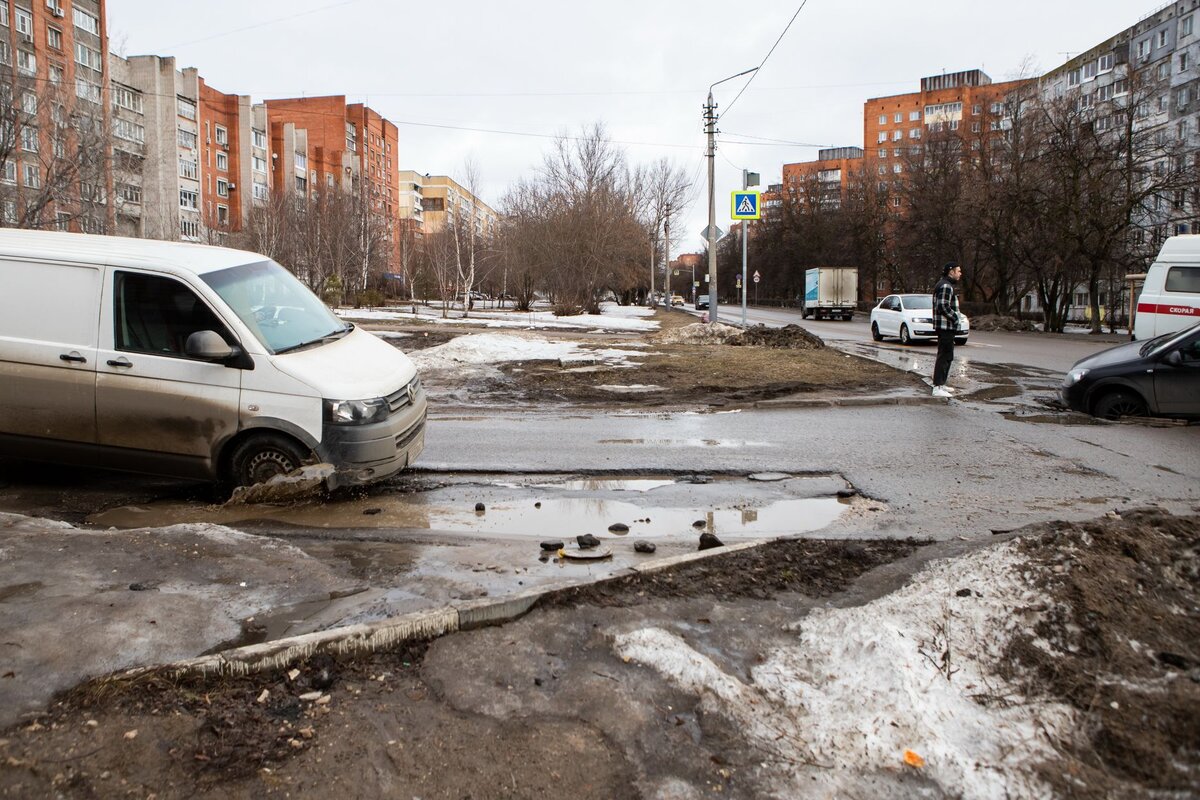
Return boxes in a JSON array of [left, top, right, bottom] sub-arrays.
[[723, 1, 808, 118]]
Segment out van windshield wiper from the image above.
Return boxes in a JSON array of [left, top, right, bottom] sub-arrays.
[[274, 324, 353, 354]]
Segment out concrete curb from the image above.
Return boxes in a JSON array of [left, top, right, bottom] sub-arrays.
[[109, 539, 775, 684], [755, 393, 944, 409]]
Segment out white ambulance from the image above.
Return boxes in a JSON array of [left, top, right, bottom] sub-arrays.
[[0, 230, 426, 489], [1134, 235, 1200, 340]]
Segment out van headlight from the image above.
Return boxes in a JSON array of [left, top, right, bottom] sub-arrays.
[[324, 397, 389, 425], [1064, 368, 1090, 386]]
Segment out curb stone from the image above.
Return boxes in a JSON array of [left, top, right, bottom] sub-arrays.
[[106, 538, 779, 685]]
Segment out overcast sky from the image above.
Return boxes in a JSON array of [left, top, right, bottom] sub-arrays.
[[108, 0, 1151, 254]]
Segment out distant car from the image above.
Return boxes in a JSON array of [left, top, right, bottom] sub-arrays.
[[695, 296, 710, 310], [870, 294, 969, 345], [1060, 320, 1200, 420], [670, 295, 685, 307]]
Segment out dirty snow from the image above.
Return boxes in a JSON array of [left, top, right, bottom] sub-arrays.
[[595, 384, 664, 393], [409, 333, 649, 372], [339, 302, 657, 333], [613, 540, 1074, 799]]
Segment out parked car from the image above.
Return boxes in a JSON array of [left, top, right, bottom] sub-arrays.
[[0, 229, 427, 489], [1060, 320, 1200, 420], [870, 294, 969, 345]]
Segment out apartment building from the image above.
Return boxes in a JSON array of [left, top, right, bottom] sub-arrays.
[[415, 174, 497, 239], [780, 146, 863, 209], [864, 70, 1031, 206], [1, 0, 110, 231], [397, 168, 425, 235], [108, 52, 145, 237], [1039, 1, 1199, 240], [197, 78, 252, 237]]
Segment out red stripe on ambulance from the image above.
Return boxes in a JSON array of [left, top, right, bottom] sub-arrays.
[[1137, 303, 1199, 317]]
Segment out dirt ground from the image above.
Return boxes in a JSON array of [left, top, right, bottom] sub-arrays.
[[382, 309, 922, 408], [2, 513, 1196, 798]]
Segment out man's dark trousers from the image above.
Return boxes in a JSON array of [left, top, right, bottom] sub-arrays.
[[934, 329, 955, 386]]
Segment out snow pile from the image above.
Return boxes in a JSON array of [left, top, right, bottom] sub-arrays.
[[409, 333, 646, 372], [613, 540, 1073, 799], [338, 302, 657, 333], [653, 322, 741, 345]]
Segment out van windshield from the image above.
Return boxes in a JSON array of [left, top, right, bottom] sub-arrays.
[[201, 260, 348, 354]]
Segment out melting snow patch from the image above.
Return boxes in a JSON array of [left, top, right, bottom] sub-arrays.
[[595, 384, 663, 393], [409, 333, 646, 371], [612, 540, 1072, 799]]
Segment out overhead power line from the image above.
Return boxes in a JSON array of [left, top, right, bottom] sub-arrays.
[[723, 1, 809, 118], [163, 0, 370, 50]]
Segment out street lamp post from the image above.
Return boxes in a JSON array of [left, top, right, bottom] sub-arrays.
[[704, 67, 757, 325]]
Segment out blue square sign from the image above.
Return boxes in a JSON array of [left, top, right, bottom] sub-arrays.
[[731, 191, 761, 220]]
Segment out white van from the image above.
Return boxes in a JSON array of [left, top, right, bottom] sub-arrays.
[[0, 230, 426, 488], [1133, 235, 1200, 340]]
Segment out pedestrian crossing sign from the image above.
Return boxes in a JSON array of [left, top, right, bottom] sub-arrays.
[[731, 191, 761, 220]]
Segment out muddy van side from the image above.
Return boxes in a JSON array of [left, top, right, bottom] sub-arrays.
[[1133, 235, 1200, 340], [0, 230, 426, 488]]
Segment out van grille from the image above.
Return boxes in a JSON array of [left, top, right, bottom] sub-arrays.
[[385, 376, 422, 413], [396, 410, 426, 450]]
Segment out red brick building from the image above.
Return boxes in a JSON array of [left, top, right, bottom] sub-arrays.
[[198, 80, 251, 235]]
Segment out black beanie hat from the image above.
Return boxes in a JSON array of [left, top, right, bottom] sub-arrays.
[[942, 261, 959, 277]]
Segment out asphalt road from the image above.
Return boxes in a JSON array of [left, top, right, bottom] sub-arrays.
[[689, 303, 1125, 373]]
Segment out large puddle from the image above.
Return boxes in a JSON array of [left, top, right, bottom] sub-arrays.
[[87, 473, 849, 543]]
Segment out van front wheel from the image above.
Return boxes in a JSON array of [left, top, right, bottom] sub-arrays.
[[229, 434, 310, 487]]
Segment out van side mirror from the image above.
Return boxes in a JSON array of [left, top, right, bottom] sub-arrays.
[[1163, 350, 1183, 367], [185, 330, 241, 363]]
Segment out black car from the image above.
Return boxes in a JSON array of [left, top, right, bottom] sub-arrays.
[[695, 296, 710, 310], [1060, 321, 1200, 420]]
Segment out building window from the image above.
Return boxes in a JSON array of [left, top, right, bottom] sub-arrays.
[[217, 178, 229, 197], [215, 125, 228, 146], [74, 42, 101, 71], [1157, 29, 1168, 48], [1097, 84, 1113, 102], [46, 24, 61, 50], [971, 121, 981, 132], [75, 77, 101, 102], [179, 158, 197, 179], [892, 163, 902, 174], [215, 151, 227, 171], [877, 114, 886, 125], [49, 62, 62, 84], [892, 130, 902, 141], [876, 131, 887, 143], [21, 91, 36, 114], [73, 7, 99, 34], [21, 126, 38, 153], [908, 128, 921, 139], [112, 84, 143, 113], [253, 181, 268, 201], [179, 189, 198, 210], [1181, 52, 1191, 73], [0, 5, 7, 26], [1068, 69, 1080, 86], [295, 176, 307, 193], [180, 219, 200, 240], [909, 110, 920, 121], [1083, 60, 1098, 80], [1159, 95, 1169, 113], [217, 204, 229, 225], [294, 152, 306, 170], [2, 161, 15, 184], [178, 97, 197, 121], [14, 7, 32, 39], [177, 128, 197, 149], [1113, 79, 1128, 96], [1095, 115, 1111, 133], [114, 118, 145, 143], [1158, 61, 1171, 80], [17, 51, 36, 76], [0, 41, 9, 65], [345, 122, 357, 152], [252, 129, 266, 149], [24, 164, 40, 189], [1183, 15, 1194, 37], [117, 184, 142, 204], [252, 155, 266, 173], [1098, 53, 1113, 72], [893, 112, 901, 123]]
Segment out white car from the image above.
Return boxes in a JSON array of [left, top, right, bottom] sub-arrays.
[[870, 293, 969, 345]]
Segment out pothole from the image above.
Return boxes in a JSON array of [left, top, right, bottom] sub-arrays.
[[86, 472, 853, 543]]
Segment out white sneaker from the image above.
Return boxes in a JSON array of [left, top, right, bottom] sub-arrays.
[[942, 386, 957, 394], [932, 386, 952, 398]]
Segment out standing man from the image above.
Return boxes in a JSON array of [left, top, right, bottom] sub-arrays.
[[931, 262, 962, 398]]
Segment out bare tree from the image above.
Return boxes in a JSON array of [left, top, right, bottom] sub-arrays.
[[0, 65, 110, 232]]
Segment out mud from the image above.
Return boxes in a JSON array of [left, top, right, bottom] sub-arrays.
[[730, 323, 825, 350]]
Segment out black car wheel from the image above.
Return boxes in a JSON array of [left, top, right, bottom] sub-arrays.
[[1093, 390, 1148, 421], [228, 433, 311, 487], [871, 322, 883, 341], [899, 324, 912, 345], [955, 338, 967, 346]]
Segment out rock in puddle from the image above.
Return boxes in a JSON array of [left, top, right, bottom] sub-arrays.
[[634, 541, 656, 554], [577, 534, 601, 549], [698, 532, 724, 550], [540, 540, 564, 551], [608, 523, 630, 534]]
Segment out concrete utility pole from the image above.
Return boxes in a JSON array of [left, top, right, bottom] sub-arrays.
[[649, 228, 656, 304], [704, 68, 757, 325], [664, 206, 671, 305]]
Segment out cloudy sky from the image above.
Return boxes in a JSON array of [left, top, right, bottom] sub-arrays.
[[108, 0, 1150, 253]]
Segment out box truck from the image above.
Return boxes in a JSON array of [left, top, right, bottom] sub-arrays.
[[801, 267, 858, 321]]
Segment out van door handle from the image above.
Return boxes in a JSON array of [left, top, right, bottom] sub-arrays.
[[106, 357, 133, 368], [59, 352, 87, 364]]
